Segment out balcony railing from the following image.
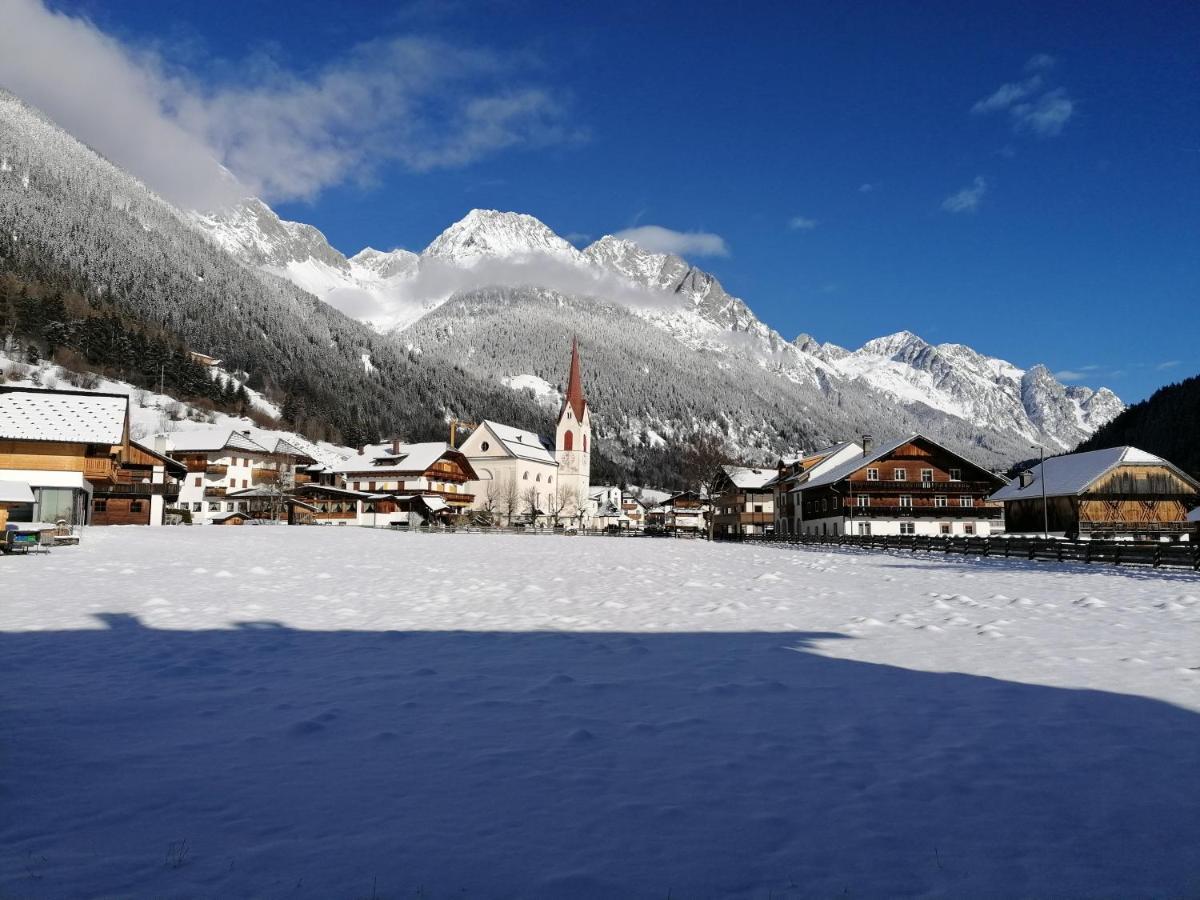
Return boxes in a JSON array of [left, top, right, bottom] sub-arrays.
[[841, 505, 1003, 519], [205, 464, 229, 476], [205, 486, 228, 498], [92, 482, 181, 497], [851, 480, 997, 492], [83, 457, 116, 481], [253, 468, 280, 483]]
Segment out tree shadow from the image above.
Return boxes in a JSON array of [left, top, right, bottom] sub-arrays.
[[1, 614, 1198, 899]]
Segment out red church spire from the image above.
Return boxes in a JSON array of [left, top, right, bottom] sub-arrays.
[[562, 336, 587, 421]]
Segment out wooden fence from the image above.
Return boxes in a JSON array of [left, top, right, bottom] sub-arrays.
[[715, 532, 1200, 571]]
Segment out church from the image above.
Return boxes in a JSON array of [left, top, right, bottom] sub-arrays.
[[458, 339, 591, 524]]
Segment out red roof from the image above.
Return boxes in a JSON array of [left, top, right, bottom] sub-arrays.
[[561, 337, 587, 421]]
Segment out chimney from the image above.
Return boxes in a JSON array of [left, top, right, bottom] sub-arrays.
[[1019, 470, 1034, 488], [391, 437, 400, 455], [242, 430, 251, 436], [358, 446, 365, 456], [153, 434, 168, 455], [861, 434, 873, 457]]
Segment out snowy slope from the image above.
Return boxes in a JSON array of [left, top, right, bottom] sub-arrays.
[[2, 529, 1198, 897], [193, 199, 1122, 457]]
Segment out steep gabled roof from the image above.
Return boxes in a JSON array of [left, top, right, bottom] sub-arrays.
[[990, 446, 1198, 501], [799, 434, 1003, 492], [166, 429, 270, 454], [473, 420, 557, 465], [0, 389, 127, 444], [559, 337, 587, 422]]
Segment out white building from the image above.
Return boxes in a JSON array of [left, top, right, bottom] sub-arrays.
[[332, 440, 478, 527], [163, 429, 311, 525], [459, 340, 592, 525]]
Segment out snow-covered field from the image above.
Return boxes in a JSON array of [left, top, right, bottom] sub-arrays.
[[2, 529, 1198, 898]]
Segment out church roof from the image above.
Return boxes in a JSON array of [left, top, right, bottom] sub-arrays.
[[560, 337, 587, 421]]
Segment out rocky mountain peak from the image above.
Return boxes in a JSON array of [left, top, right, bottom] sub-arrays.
[[192, 197, 349, 272], [421, 209, 583, 264]]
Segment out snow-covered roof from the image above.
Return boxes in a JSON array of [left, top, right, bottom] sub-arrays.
[[722, 465, 775, 490], [476, 420, 557, 465], [0, 390, 127, 444], [294, 483, 369, 499], [991, 446, 1196, 501], [0, 480, 35, 504], [799, 434, 999, 492], [1187, 506, 1200, 523], [166, 429, 270, 454], [417, 496, 449, 512], [334, 441, 460, 474]]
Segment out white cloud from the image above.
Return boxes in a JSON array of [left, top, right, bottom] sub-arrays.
[[1011, 88, 1074, 136], [612, 225, 729, 258], [788, 216, 818, 230], [1054, 370, 1086, 382], [858, 183, 875, 193], [941, 176, 988, 214], [971, 76, 1043, 115], [1157, 360, 1181, 370], [0, 0, 577, 209], [970, 57, 1073, 137]]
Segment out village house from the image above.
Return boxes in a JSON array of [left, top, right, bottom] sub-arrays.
[[163, 429, 313, 525], [458, 339, 592, 526], [990, 446, 1200, 541], [1, 387, 191, 527], [588, 485, 628, 530], [711, 466, 777, 537], [621, 491, 647, 531], [333, 440, 478, 527], [790, 434, 1007, 537], [647, 490, 710, 534], [770, 441, 865, 535]]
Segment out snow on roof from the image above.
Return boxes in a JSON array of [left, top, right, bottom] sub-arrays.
[[1188, 506, 1200, 523], [0, 390, 127, 444], [799, 434, 998, 493], [991, 446, 1195, 501], [333, 441, 457, 474], [166, 429, 270, 454], [722, 465, 775, 490], [0, 480, 35, 504], [477, 420, 557, 465]]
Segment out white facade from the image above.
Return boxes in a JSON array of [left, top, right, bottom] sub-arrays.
[[460, 421, 566, 524], [165, 431, 294, 525], [798, 514, 997, 538]]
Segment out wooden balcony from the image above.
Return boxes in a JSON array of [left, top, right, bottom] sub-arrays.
[[842, 505, 1003, 519], [253, 467, 280, 483], [83, 457, 116, 481], [851, 480, 997, 493], [205, 486, 228, 498], [205, 463, 229, 476]]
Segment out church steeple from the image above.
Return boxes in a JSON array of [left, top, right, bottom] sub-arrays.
[[561, 336, 587, 422]]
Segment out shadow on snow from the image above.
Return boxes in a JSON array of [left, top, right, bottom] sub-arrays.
[[1, 614, 1198, 898]]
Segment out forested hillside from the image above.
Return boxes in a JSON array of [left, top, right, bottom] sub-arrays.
[[0, 88, 551, 452], [1074, 374, 1200, 477]]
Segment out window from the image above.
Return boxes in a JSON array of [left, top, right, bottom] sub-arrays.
[[129, 501, 144, 513], [753, 504, 763, 513], [866, 468, 880, 481], [194, 477, 202, 487], [547, 476, 552, 484], [857, 522, 871, 535], [940, 523, 952, 535], [242, 480, 248, 489], [949, 468, 961, 482], [583, 435, 588, 453], [893, 468, 907, 481], [523, 472, 529, 480], [227, 502, 235, 512], [209, 502, 221, 511], [229, 479, 236, 488], [536, 473, 542, 482], [964, 524, 975, 535], [480, 441, 490, 452], [899, 495, 912, 508], [921, 468, 933, 483], [94, 499, 108, 512], [959, 496, 974, 507], [563, 431, 573, 451], [856, 495, 870, 508], [900, 522, 915, 535], [934, 496, 948, 508], [192, 502, 202, 512], [821, 498, 827, 512]]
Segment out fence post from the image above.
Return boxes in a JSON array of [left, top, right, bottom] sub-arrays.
[[1153, 544, 1162, 568], [1113, 543, 1122, 567], [1084, 542, 1092, 564]]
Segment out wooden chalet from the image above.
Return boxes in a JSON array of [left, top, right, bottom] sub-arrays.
[[792, 434, 1008, 537], [648, 490, 709, 534], [771, 441, 864, 535], [712, 466, 776, 537], [334, 440, 478, 526], [0, 386, 183, 526], [287, 484, 367, 525], [990, 446, 1200, 541]]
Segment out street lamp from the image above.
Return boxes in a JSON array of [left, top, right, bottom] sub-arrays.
[[1031, 444, 1049, 539]]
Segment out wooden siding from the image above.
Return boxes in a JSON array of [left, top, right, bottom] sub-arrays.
[[91, 497, 152, 526]]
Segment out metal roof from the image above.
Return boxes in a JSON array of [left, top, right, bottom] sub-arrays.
[[0, 390, 127, 444], [990, 446, 1197, 501]]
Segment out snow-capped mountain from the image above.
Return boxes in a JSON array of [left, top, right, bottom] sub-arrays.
[[807, 331, 1124, 450], [190, 198, 1123, 459]]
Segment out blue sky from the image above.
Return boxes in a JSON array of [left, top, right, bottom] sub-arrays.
[[13, 1, 1200, 401]]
